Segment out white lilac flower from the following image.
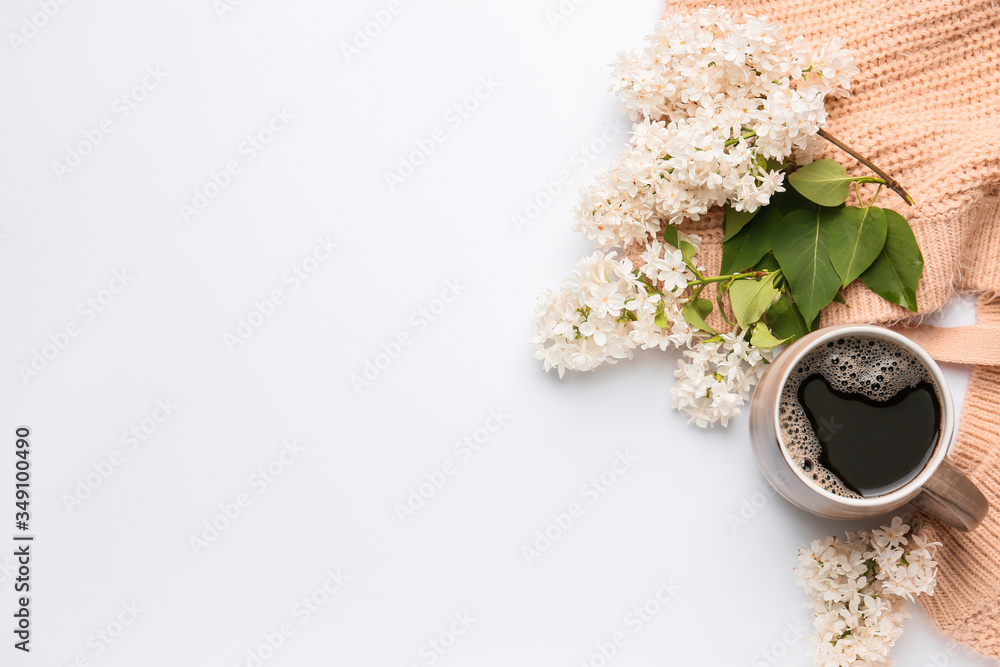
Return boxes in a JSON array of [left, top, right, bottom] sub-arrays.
[[586, 281, 627, 318], [531, 236, 705, 380], [532, 251, 657, 378], [669, 329, 772, 427], [574, 9, 856, 248], [639, 240, 691, 292], [794, 519, 940, 667]]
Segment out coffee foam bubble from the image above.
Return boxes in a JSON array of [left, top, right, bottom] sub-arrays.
[[778, 335, 937, 498]]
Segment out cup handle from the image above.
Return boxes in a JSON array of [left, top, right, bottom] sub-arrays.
[[910, 459, 989, 532]]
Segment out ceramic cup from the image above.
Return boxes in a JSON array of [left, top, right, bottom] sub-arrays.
[[749, 324, 989, 532]]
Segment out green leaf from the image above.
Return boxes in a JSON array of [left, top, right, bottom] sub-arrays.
[[663, 225, 680, 250], [721, 206, 781, 274], [832, 291, 847, 305], [754, 252, 781, 273], [681, 298, 717, 334], [729, 273, 781, 329], [663, 226, 697, 264], [827, 205, 888, 287], [772, 208, 843, 323], [787, 159, 853, 207], [750, 321, 788, 349], [680, 240, 697, 264], [765, 292, 811, 342], [654, 301, 670, 328], [859, 209, 924, 312], [724, 205, 757, 241], [769, 186, 815, 217]]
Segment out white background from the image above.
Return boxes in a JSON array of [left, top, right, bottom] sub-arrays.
[[1, 1, 997, 665]]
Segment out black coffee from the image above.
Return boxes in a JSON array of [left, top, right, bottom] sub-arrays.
[[778, 335, 942, 498]]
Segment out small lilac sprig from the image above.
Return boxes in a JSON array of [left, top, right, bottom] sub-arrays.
[[794, 517, 940, 667]]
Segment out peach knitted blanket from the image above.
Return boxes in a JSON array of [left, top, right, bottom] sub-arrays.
[[657, 0, 1000, 658]]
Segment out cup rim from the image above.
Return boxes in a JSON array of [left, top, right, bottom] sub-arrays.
[[772, 324, 955, 508]]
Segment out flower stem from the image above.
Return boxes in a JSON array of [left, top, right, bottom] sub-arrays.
[[869, 183, 884, 208], [725, 129, 757, 147], [689, 270, 769, 286], [817, 129, 914, 206]]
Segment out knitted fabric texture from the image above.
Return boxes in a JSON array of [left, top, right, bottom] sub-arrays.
[[649, 0, 1000, 658], [918, 294, 1000, 658]]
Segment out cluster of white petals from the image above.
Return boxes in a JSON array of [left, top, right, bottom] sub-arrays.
[[671, 330, 771, 427], [575, 8, 857, 249], [794, 517, 940, 667], [530, 246, 693, 375], [530, 237, 773, 426]]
